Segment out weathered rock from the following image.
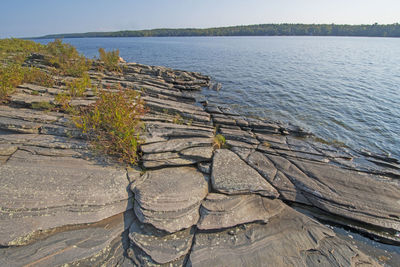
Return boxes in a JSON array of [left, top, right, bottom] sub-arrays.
[[189, 205, 379, 267], [143, 147, 213, 169], [144, 96, 211, 124], [0, 143, 17, 156], [0, 116, 41, 133], [141, 137, 212, 154], [0, 149, 131, 246], [142, 152, 195, 168], [0, 105, 61, 124], [211, 149, 279, 198], [246, 151, 311, 205], [198, 194, 285, 230], [129, 215, 194, 265], [179, 146, 213, 161], [145, 121, 214, 139], [10, 92, 54, 107], [133, 167, 208, 232], [268, 154, 400, 235], [197, 162, 211, 174], [0, 211, 135, 267]]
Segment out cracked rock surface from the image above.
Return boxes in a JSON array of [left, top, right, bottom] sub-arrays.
[[1, 54, 397, 266]]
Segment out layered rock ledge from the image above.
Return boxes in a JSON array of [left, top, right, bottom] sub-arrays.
[[1, 55, 399, 266]]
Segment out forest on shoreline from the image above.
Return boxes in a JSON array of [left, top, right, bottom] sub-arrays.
[[38, 23, 400, 39]]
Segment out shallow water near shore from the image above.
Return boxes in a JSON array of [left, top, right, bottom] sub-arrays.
[[35, 36, 400, 160]]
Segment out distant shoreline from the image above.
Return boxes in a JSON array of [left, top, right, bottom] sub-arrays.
[[34, 23, 400, 39]]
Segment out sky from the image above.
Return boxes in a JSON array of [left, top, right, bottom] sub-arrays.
[[1, 0, 399, 38]]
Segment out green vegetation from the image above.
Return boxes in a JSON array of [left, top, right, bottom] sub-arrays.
[[74, 88, 147, 164], [0, 64, 24, 102], [0, 64, 54, 102], [31, 101, 55, 110], [172, 113, 184, 125], [24, 67, 54, 88], [1, 38, 147, 164], [0, 38, 89, 101], [98, 48, 120, 72], [66, 73, 92, 97], [0, 38, 44, 64], [45, 39, 91, 77], [39, 23, 400, 38], [213, 134, 226, 150]]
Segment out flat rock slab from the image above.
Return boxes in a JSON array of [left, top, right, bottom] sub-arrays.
[[129, 215, 194, 265], [211, 149, 279, 198], [245, 151, 311, 205], [142, 147, 213, 169], [189, 204, 379, 267], [0, 211, 134, 267], [198, 193, 285, 230], [141, 137, 212, 154], [0, 149, 131, 246], [133, 167, 208, 232], [269, 156, 400, 233]]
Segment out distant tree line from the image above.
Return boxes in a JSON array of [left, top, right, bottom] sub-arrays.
[[38, 23, 400, 39]]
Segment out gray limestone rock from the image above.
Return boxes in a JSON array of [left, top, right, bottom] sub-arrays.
[[268, 154, 400, 235], [246, 151, 311, 205], [0, 149, 131, 246], [198, 194, 285, 230], [141, 137, 212, 154], [188, 205, 379, 267], [211, 149, 279, 198], [197, 162, 211, 174], [0, 211, 135, 267], [129, 215, 194, 265], [133, 167, 208, 232]]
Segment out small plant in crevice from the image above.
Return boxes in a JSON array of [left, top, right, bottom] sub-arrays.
[[213, 134, 226, 150], [66, 73, 92, 97], [74, 88, 147, 165], [31, 101, 55, 111], [263, 141, 271, 148], [172, 113, 184, 125]]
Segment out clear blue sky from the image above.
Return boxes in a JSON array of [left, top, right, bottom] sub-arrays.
[[1, 0, 399, 38]]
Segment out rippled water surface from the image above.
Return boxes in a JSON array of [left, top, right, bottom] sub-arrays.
[[36, 37, 400, 159]]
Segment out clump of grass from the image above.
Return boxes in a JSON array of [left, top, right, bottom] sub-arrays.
[[31, 101, 55, 110], [44, 39, 91, 77], [172, 113, 184, 124], [263, 141, 271, 148], [54, 92, 74, 112], [74, 88, 147, 164], [66, 73, 92, 97], [213, 134, 226, 150], [24, 67, 55, 88], [98, 48, 121, 72]]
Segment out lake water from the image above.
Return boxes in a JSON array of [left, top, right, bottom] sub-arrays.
[[35, 37, 400, 160]]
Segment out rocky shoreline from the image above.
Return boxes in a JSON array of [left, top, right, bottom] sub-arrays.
[[0, 56, 399, 266]]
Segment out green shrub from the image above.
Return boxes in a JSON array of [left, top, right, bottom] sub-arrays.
[[0, 64, 24, 102], [54, 91, 73, 112], [74, 88, 147, 164], [24, 67, 55, 88], [98, 48, 120, 72], [66, 73, 91, 97], [0, 38, 44, 64], [44, 39, 91, 77]]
